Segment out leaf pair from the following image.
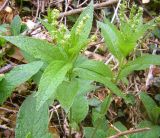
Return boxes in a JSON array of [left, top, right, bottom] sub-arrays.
[[74, 57, 128, 102], [118, 54, 160, 80]]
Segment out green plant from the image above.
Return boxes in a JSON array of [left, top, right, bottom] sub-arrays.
[[0, 1, 160, 138]]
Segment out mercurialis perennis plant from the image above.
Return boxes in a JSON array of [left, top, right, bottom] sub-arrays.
[[0, 1, 160, 138]]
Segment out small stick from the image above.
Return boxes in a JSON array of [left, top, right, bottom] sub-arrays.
[[149, 40, 160, 45], [0, 124, 14, 132], [0, 0, 9, 11], [0, 116, 10, 123], [0, 107, 17, 113], [59, 0, 118, 18], [109, 128, 150, 138], [109, 122, 128, 138], [34, 0, 40, 22], [89, 41, 104, 47], [111, 0, 121, 23], [0, 64, 14, 74]]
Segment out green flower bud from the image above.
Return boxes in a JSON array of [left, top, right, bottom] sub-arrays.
[[90, 35, 97, 42], [51, 9, 60, 20], [76, 15, 90, 35]]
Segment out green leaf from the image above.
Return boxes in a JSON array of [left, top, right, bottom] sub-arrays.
[[84, 127, 106, 138], [71, 96, 89, 123], [0, 74, 4, 82], [20, 24, 28, 33], [140, 92, 160, 123], [73, 68, 127, 102], [76, 79, 94, 95], [0, 24, 9, 34], [88, 97, 101, 106], [0, 61, 43, 104], [36, 60, 72, 110], [100, 94, 112, 115], [15, 93, 52, 138], [92, 109, 108, 131], [69, 1, 93, 53], [119, 54, 160, 79], [98, 21, 124, 61], [11, 15, 21, 36], [75, 57, 113, 78], [56, 79, 79, 112], [1, 36, 65, 63]]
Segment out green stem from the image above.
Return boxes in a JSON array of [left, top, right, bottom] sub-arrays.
[[114, 58, 125, 83], [91, 120, 101, 138], [91, 58, 126, 137]]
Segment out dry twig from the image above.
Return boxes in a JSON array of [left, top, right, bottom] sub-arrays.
[[0, 107, 17, 113], [0, 64, 14, 74], [59, 0, 118, 18], [0, 0, 9, 11], [0, 124, 14, 131], [109, 128, 150, 138]]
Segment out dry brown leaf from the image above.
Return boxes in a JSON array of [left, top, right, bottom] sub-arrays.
[[9, 47, 27, 63], [49, 124, 60, 138]]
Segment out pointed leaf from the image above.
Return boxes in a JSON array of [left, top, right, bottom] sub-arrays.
[[1, 36, 65, 63], [0, 61, 43, 104], [74, 68, 128, 102], [119, 54, 160, 79], [36, 61, 72, 109], [10, 15, 21, 35], [100, 94, 112, 115], [75, 58, 113, 78], [70, 1, 93, 53], [56, 79, 78, 112], [15, 94, 52, 138], [71, 96, 89, 123], [98, 21, 124, 60], [140, 92, 160, 123]]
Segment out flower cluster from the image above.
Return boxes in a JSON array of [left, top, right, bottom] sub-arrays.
[[48, 9, 70, 45], [119, 0, 127, 24], [76, 15, 90, 35], [51, 9, 60, 26], [130, 7, 143, 31], [119, 1, 144, 33]]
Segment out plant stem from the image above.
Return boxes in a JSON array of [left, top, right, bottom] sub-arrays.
[[91, 58, 125, 137], [114, 58, 125, 83], [91, 120, 102, 138]]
